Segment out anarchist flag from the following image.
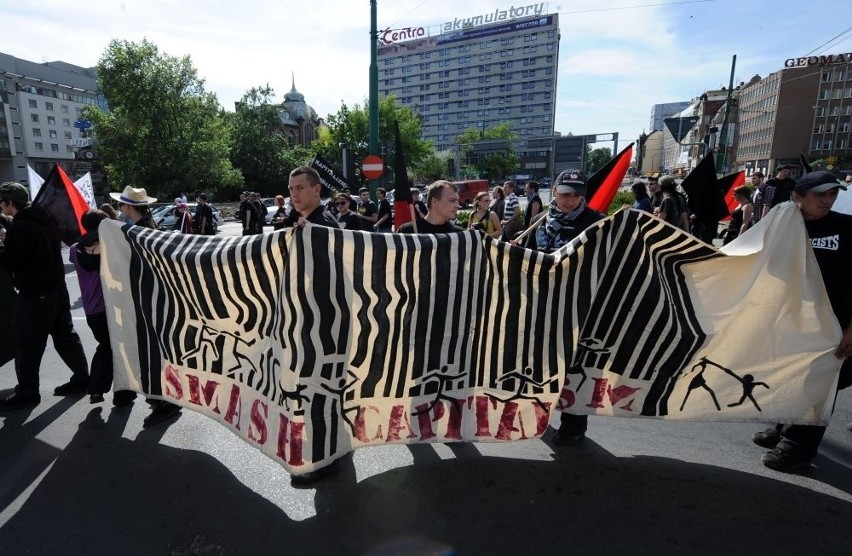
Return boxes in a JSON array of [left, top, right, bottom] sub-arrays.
[[718, 170, 746, 221], [587, 143, 634, 213], [800, 154, 813, 174], [33, 164, 88, 246], [681, 152, 729, 226], [392, 120, 415, 231], [310, 153, 349, 197]]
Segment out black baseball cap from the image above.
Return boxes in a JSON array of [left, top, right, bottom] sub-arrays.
[[794, 171, 848, 194]]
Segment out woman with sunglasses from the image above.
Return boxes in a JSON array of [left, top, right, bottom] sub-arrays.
[[468, 191, 503, 239]]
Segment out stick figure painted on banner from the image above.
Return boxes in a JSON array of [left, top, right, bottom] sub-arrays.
[[321, 371, 361, 433], [488, 367, 556, 410], [727, 374, 769, 411], [412, 366, 467, 416], [680, 357, 770, 412], [182, 323, 259, 379]]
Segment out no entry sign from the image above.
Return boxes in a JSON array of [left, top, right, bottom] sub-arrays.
[[362, 155, 384, 179]]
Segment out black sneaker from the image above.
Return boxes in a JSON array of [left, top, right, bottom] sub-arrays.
[[112, 390, 137, 407], [54, 379, 89, 396], [752, 427, 781, 449], [0, 392, 41, 411], [89, 394, 105, 404], [290, 459, 341, 487], [762, 447, 813, 473], [142, 402, 181, 428], [551, 427, 585, 446]]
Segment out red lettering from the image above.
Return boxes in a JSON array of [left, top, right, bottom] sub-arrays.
[[353, 405, 384, 443], [587, 377, 609, 408], [187, 375, 222, 413], [248, 399, 268, 445], [163, 365, 183, 400], [276, 415, 305, 466], [474, 395, 495, 437], [223, 384, 242, 430], [496, 401, 522, 440], [386, 405, 418, 442], [415, 402, 436, 440], [587, 377, 640, 410], [446, 399, 463, 440], [534, 402, 552, 436], [608, 385, 641, 410]]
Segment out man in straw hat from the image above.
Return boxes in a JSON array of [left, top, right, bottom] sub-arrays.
[[0, 182, 90, 411], [108, 185, 182, 427]]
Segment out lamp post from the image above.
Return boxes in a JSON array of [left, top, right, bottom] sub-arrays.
[[638, 131, 648, 175]]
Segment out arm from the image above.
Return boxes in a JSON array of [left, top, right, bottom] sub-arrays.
[[739, 204, 753, 236], [837, 325, 852, 359], [761, 187, 775, 219], [489, 211, 503, 239], [359, 204, 378, 224], [528, 199, 542, 221]]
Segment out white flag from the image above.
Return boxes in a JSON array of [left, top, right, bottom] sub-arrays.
[[73, 172, 97, 209], [27, 165, 44, 201]]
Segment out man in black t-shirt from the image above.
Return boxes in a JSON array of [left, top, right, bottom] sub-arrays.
[[375, 188, 393, 232], [398, 180, 463, 234], [752, 171, 852, 473], [194, 194, 215, 235], [286, 166, 341, 230], [357, 187, 378, 227], [334, 193, 363, 231]]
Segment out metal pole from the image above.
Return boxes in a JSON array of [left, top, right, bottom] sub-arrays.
[[716, 54, 737, 174], [369, 0, 380, 196]]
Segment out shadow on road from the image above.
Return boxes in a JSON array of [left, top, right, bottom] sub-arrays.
[[1, 406, 851, 554]]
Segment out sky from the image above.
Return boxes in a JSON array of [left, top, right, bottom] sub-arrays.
[[3, 0, 852, 155]]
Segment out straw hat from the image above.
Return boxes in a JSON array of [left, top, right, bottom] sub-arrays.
[[109, 186, 157, 206]]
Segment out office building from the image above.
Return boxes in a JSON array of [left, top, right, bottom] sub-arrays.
[[377, 10, 560, 156], [650, 101, 690, 133]]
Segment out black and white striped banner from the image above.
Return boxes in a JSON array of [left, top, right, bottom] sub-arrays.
[[100, 205, 843, 473]]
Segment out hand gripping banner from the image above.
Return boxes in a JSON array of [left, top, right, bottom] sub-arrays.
[[100, 205, 843, 474]]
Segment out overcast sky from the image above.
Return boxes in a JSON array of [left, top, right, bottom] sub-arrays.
[[4, 0, 852, 154]]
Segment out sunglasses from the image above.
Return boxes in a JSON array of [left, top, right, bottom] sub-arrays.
[[335, 201, 348, 206]]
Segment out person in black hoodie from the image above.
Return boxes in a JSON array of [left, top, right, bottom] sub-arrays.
[[0, 182, 89, 411], [0, 213, 15, 368]]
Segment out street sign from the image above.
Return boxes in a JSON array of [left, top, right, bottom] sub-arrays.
[[73, 119, 92, 132], [362, 155, 384, 179]]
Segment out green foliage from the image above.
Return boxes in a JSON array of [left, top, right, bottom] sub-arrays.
[[85, 39, 242, 199], [587, 147, 613, 174], [412, 151, 450, 182], [606, 190, 635, 216], [313, 95, 432, 184], [457, 122, 518, 179]]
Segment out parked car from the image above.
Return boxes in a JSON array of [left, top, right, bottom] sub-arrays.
[[153, 203, 224, 232], [261, 197, 291, 225]]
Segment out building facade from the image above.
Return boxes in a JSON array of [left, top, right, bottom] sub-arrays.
[[377, 12, 560, 159], [650, 101, 690, 133], [735, 55, 852, 177], [0, 52, 104, 187]]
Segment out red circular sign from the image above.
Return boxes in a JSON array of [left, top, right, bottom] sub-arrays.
[[362, 155, 384, 179]]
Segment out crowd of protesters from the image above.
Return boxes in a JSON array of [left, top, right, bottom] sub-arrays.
[[0, 163, 849, 483]]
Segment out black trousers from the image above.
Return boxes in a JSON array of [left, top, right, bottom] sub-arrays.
[[14, 288, 88, 396], [86, 311, 113, 395], [777, 358, 851, 457], [559, 413, 588, 435]]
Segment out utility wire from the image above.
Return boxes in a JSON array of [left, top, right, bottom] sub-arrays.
[[804, 25, 852, 56], [558, 0, 716, 16]]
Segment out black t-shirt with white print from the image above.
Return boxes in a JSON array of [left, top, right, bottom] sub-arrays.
[[804, 210, 852, 328]]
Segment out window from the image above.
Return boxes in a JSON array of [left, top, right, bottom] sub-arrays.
[[47, 116, 56, 125], [32, 128, 42, 137], [63, 118, 71, 127], [822, 71, 832, 82], [61, 104, 69, 113], [45, 102, 54, 111], [51, 143, 59, 152], [31, 114, 39, 123], [49, 130, 57, 138], [34, 142, 43, 151], [64, 131, 72, 139]]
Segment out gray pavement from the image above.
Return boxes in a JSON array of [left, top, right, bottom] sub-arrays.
[[1, 227, 851, 554]]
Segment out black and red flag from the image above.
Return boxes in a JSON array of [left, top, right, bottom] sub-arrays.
[[718, 170, 746, 220], [681, 151, 729, 230], [799, 154, 813, 174], [587, 143, 634, 213], [392, 120, 416, 231], [33, 164, 88, 246]]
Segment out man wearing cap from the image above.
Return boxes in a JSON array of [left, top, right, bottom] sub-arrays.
[[524, 170, 604, 445], [0, 182, 90, 411], [752, 171, 852, 472]]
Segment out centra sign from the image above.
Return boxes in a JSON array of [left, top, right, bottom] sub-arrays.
[[380, 27, 427, 45], [784, 53, 852, 68]]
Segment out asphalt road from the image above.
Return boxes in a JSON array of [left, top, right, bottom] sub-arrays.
[[1, 228, 851, 555]]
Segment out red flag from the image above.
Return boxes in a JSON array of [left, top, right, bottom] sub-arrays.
[[32, 164, 88, 246], [392, 120, 415, 231], [587, 143, 634, 213], [718, 170, 745, 221]]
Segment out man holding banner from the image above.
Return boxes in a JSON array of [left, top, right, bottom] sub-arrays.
[[0, 182, 89, 411]]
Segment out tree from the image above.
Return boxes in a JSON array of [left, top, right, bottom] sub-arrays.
[[586, 147, 613, 174], [457, 122, 518, 179], [313, 95, 432, 184], [85, 39, 243, 199], [412, 151, 451, 182]]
